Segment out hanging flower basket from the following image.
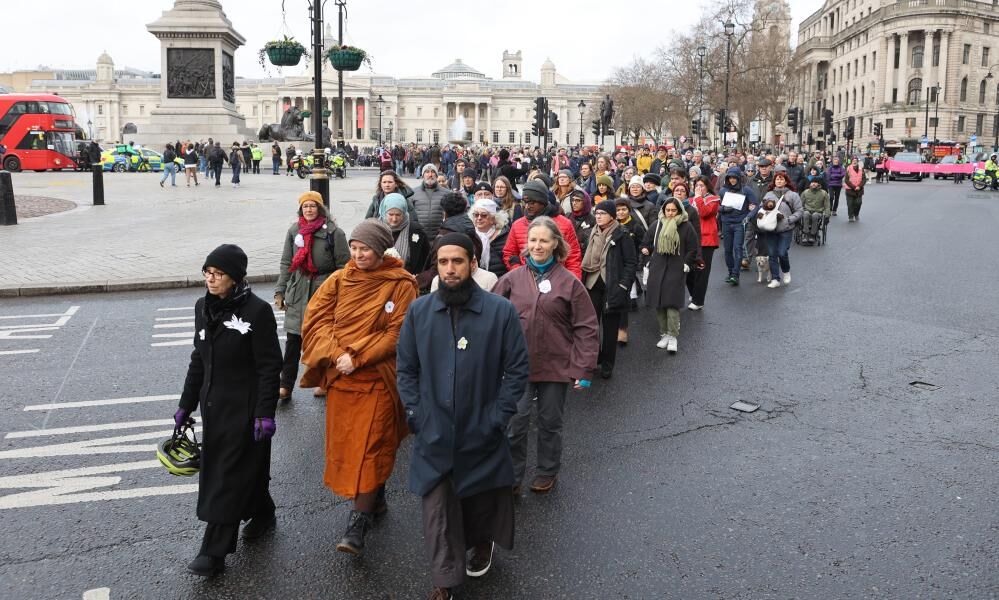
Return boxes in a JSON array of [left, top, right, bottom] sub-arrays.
[[300, 110, 312, 118], [322, 109, 332, 118], [258, 37, 307, 69], [327, 45, 370, 71]]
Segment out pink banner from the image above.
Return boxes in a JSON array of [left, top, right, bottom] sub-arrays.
[[883, 160, 981, 174]]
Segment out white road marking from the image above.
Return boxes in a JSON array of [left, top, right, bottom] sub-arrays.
[[6, 419, 176, 439], [156, 307, 190, 312], [154, 315, 194, 321], [83, 588, 110, 600], [0, 305, 79, 356], [24, 394, 179, 411], [153, 322, 194, 329], [0, 327, 56, 339], [0, 349, 40, 356], [151, 332, 193, 339], [151, 340, 191, 347], [0, 460, 197, 510], [0, 306, 79, 329], [0, 311, 73, 320], [0, 426, 201, 459]]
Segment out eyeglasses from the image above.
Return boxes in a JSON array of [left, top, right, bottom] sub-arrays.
[[202, 269, 227, 280], [471, 212, 491, 219]]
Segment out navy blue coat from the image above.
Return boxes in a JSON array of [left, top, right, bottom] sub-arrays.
[[397, 285, 530, 498]]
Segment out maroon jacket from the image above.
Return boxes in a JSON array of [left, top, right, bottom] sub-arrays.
[[493, 262, 598, 383]]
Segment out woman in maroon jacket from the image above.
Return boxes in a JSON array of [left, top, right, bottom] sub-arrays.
[[494, 216, 599, 495]]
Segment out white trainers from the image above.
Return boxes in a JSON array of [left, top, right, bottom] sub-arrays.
[[767, 279, 781, 289], [782, 272, 791, 285], [656, 334, 670, 349], [687, 302, 702, 311], [666, 336, 678, 354]]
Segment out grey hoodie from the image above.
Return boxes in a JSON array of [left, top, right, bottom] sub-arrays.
[[761, 187, 804, 233]]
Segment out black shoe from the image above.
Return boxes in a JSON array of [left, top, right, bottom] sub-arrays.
[[372, 485, 388, 517], [336, 510, 373, 555], [466, 542, 495, 577], [599, 365, 613, 379], [187, 555, 225, 577], [241, 514, 276, 540]]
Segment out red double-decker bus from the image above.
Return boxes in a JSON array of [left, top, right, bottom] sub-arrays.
[[0, 94, 79, 172]]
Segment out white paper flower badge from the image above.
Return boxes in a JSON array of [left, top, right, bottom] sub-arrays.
[[411, 233, 420, 243], [384, 247, 402, 259], [223, 315, 253, 335]]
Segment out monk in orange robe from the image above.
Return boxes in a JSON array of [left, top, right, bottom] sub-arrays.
[[300, 219, 418, 557]]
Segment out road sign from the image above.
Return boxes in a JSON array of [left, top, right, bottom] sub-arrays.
[[970, 134, 978, 143], [921, 135, 929, 144]]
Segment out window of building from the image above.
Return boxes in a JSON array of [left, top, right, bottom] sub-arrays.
[[139, 105, 145, 116], [996, 84, 999, 105], [894, 42, 900, 68], [929, 117, 938, 128], [861, 85, 865, 107], [853, 89, 857, 109], [907, 78, 922, 104], [986, 22, 991, 34], [983, 47, 991, 67], [911, 45, 924, 69], [980, 79, 988, 104], [432, 107, 438, 118], [415, 129, 423, 143], [545, 132, 553, 145], [508, 131, 516, 144], [929, 86, 938, 103], [398, 107, 405, 117], [847, 63, 850, 79], [976, 113, 984, 135], [932, 44, 940, 67], [905, 117, 917, 128], [398, 129, 406, 142], [892, 88, 898, 103], [872, 51, 877, 70], [863, 55, 867, 73], [122, 104, 128, 115], [432, 129, 440, 143], [509, 108, 515, 118], [960, 77, 968, 101], [963, 44, 971, 65], [97, 104, 104, 115], [416, 107, 422, 117], [885, 118, 894, 129], [524, 132, 531, 145], [957, 115, 965, 132], [491, 131, 499, 143]]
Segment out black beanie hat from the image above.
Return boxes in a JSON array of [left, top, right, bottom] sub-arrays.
[[438, 232, 476, 261], [594, 199, 617, 215], [521, 179, 549, 203], [203, 244, 247, 282]]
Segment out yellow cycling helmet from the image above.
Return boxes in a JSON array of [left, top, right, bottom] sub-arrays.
[[157, 421, 201, 477]]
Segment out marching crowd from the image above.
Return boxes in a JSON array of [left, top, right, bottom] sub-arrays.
[[169, 142, 869, 599]]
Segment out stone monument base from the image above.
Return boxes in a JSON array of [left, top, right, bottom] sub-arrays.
[[143, 108, 257, 146]]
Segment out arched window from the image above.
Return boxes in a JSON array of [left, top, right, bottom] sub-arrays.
[[861, 85, 866, 108], [960, 77, 968, 102], [911, 45, 924, 68], [907, 78, 922, 104], [980, 79, 987, 104], [996, 84, 999, 106], [853, 88, 857, 109]]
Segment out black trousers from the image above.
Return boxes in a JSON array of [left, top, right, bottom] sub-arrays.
[[211, 163, 223, 185], [685, 246, 716, 306], [199, 490, 275, 557], [280, 332, 302, 389], [587, 280, 623, 370]]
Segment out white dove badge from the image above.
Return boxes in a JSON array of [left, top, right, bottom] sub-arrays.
[[222, 315, 252, 335]]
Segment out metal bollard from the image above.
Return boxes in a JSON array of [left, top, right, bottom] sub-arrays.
[[92, 164, 104, 206], [0, 170, 16, 225]]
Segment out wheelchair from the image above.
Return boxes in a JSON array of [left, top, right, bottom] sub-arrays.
[[793, 213, 828, 246]]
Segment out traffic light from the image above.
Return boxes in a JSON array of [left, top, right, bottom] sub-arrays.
[[715, 109, 726, 133], [532, 97, 545, 137], [844, 116, 855, 140], [787, 107, 798, 133], [807, 132, 815, 146], [548, 110, 560, 130], [591, 119, 602, 136], [823, 109, 833, 133], [691, 119, 700, 135], [873, 122, 883, 137]]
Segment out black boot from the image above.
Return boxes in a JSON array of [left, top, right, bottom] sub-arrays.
[[372, 485, 388, 517], [336, 510, 373, 555], [187, 554, 225, 577]]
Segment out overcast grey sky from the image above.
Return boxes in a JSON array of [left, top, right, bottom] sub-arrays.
[[5, 0, 826, 82]]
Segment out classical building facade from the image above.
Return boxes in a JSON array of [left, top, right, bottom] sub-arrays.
[[794, 0, 999, 151], [12, 43, 602, 148]]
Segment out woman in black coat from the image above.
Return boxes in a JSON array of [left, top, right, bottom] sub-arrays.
[[640, 198, 702, 355], [175, 244, 283, 577], [580, 199, 637, 379]]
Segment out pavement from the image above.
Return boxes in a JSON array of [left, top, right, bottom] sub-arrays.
[[0, 167, 385, 297], [0, 179, 997, 599]]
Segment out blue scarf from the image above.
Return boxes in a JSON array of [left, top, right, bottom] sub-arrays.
[[527, 255, 555, 273]]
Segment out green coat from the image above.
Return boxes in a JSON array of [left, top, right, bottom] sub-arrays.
[[801, 187, 831, 216], [274, 219, 349, 334]]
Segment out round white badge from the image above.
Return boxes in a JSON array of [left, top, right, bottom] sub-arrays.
[[385, 301, 395, 313], [538, 280, 552, 294]]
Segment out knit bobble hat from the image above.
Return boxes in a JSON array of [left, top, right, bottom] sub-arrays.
[[298, 191, 323, 206], [203, 244, 248, 282]]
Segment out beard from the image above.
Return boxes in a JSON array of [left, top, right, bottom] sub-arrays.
[[438, 274, 475, 306]]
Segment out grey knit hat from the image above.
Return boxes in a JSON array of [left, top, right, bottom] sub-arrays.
[[349, 219, 395, 257]]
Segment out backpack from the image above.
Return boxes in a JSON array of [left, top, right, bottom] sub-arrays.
[[164, 148, 176, 163]]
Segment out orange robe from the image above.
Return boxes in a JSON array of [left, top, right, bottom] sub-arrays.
[[300, 256, 418, 498]]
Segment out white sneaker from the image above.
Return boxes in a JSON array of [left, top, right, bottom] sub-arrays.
[[767, 279, 781, 289], [782, 272, 791, 285], [656, 334, 669, 349], [666, 336, 678, 354], [687, 302, 702, 311]]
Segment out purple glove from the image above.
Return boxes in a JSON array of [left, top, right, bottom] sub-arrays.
[[174, 408, 191, 429], [253, 417, 276, 442]]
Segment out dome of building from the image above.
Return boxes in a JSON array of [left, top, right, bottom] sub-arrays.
[[431, 59, 485, 80], [541, 58, 556, 71], [97, 51, 114, 65]]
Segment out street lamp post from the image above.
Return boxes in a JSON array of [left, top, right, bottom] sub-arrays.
[[987, 68, 999, 150], [86, 119, 93, 140], [577, 100, 586, 147], [376, 94, 384, 146], [696, 45, 706, 149], [933, 82, 941, 144], [723, 20, 735, 149], [388, 120, 393, 144]]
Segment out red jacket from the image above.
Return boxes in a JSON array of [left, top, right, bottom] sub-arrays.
[[502, 214, 582, 279], [692, 194, 720, 248]]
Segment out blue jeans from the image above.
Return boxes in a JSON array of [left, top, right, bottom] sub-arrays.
[[231, 163, 241, 184], [395, 159, 404, 173], [722, 220, 745, 278], [272, 157, 280, 174], [765, 230, 793, 280], [199, 156, 208, 177], [159, 163, 176, 185]]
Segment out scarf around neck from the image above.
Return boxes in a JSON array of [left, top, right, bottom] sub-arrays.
[[387, 214, 412, 264], [203, 280, 252, 331], [289, 216, 327, 277], [582, 219, 619, 277]]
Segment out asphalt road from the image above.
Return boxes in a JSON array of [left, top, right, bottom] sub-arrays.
[[1, 179, 997, 600]]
